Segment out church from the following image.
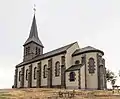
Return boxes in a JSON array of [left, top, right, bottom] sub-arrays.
[[14, 13, 107, 90]]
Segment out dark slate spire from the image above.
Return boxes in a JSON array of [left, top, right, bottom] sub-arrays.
[[24, 14, 44, 47]]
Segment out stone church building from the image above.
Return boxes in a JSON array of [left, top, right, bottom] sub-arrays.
[[14, 14, 107, 90]]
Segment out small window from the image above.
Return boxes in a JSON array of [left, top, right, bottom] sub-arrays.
[[36, 47, 38, 55], [81, 56, 85, 64], [34, 67, 37, 79], [69, 72, 76, 81], [26, 47, 28, 55], [19, 71, 21, 81], [55, 61, 60, 77], [28, 47, 30, 54], [61, 56, 65, 65], [38, 48, 40, 55], [43, 65, 47, 78], [26, 69, 28, 80], [25, 47, 30, 55], [75, 60, 80, 65]]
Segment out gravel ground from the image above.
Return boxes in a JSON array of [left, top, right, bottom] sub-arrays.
[[0, 88, 120, 99]]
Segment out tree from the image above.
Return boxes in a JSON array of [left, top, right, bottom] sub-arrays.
[[106, 70, 116, 82], [106, 69, 117, 88], [118, 70, 120, 77], [111, 79, 116, 86]]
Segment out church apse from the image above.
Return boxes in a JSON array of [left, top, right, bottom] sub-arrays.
[[86, 52, 98, 89]]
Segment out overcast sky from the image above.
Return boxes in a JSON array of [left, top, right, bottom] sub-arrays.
[[0, 0, 120, 88]]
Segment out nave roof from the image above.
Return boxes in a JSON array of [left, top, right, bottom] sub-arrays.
[[16, 42, 77, 67]]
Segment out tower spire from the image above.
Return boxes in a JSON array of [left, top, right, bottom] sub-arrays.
[[24, 6, 44, 47], [23, 6, 44, 61]]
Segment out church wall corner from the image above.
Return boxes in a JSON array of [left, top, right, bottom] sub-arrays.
[[66, 42, 80, 69]]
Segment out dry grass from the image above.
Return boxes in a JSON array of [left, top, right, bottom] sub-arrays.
[[0, 88, 120, 99]]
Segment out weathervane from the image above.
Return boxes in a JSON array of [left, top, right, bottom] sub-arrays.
[[33, 4, 36, 14]]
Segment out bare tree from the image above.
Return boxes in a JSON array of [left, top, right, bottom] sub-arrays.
[[118, 70, 120, 77], [106, 69, 117, 88]]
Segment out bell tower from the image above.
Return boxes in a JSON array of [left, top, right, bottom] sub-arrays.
[[23, 10, 44, 61]]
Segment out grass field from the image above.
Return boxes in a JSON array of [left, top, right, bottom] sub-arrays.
[[0, 88, 120, 99]]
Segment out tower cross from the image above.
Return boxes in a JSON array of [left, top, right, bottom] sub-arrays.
[[33, 4, 36, 14]]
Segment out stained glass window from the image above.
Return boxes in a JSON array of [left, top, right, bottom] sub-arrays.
[[43, 65, 47, 78], [26, 69, 28, 80], [34, 67, 37, 79], [88, 58, 96, 74], [55, 61, 60, 76]]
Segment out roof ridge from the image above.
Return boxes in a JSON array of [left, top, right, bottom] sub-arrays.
[[72, 45, 104, 56], [66, 41, 78, 50], [43, 41, 77, 55]]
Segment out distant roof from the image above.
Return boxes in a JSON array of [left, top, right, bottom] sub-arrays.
[[24, 15, 44, 47], [72, 46, 104, 56], [66, 64, 82, 72], [16, 42, 77, 67]]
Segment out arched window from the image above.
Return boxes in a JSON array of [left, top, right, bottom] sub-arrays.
[[88, 57, 95, 74], [28, 47, 30, 54], [26, 47, 28, 55], [75, 60, 80, 65], [38, 48, 40, 55], [81, 56, 85, 65], [25, 47, 30, 55], [26, 69, 28, 80], [19, 71, 21, 81], [61, 56, 65, 65], [69, 72, 76, 81], [43, 65, 47, 78], [36, 47, 38, 55], [55, 61, 60, 77], [34, 67, 37, 79]]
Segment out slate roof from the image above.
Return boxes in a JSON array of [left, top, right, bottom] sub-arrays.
[[72, 46, 104, 56], [66, 64, 83, 72], [24, 15, 44, 47], [16, 42, 77, 67]]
